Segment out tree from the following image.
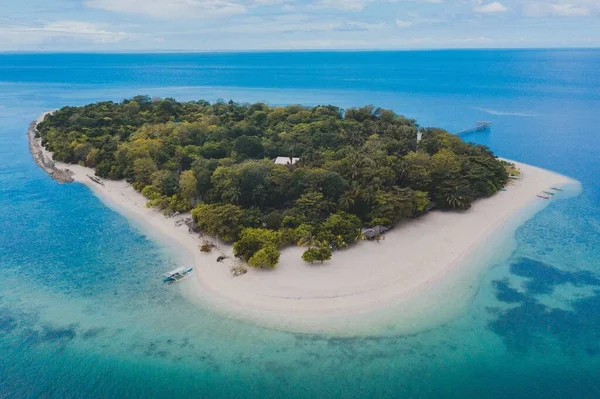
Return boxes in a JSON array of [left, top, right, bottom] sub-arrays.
[[233, 228, 283, 261], [152, 170, 179, 196], [302, 242, 332, 264], [368, 187, 417, 225], [191, 204, 245, 242], [316, 212, 362, 249], [294, 190, 331, 223], [132, 157, 157, 189], [191, 157, 218, 198], [295, 223, 317, 248], [402, 151, 432, 190], [248, 244, 280, 269], [179, 170, 197, 206], [233, 135, 264, 159], [413, 190, 431, 213]]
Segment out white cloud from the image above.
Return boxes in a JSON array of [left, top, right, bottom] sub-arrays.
[[208, 14, 386, 34], [474, 2, 508, 13], [41, 21, 129, 42], [395, 12, 440, 28], [317, 0, 445, 12], [0, 21, 129, 46], [396, 19, 413, 27], [524, 2, 593, 17], [86, 0, 248, 19], [318, 0, 371, 11]]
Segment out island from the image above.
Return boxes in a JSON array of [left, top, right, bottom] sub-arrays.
[[30, 97, 578, 335]]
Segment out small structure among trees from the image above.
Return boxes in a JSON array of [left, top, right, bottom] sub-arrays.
[[273, 156, 299, 166], [362, 226, 389, 240]]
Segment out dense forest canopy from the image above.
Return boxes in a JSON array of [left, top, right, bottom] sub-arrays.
[[37, 96, 509, 267]]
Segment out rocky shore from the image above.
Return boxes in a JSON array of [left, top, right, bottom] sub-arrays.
[[27, 113, 74, 183]]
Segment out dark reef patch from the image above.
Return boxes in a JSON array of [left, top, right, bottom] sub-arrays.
[[41, 324, 78, 342], [0, 314, 18, 333], [510, 258, 600, 295], [82, 327, 107, 339], [489, 257, 600, 355], [492, 279, 527, 303]]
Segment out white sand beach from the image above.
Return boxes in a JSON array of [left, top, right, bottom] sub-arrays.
[[31, 114, 581, 336]]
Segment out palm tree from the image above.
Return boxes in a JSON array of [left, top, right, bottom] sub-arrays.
[[228, 187, 241, 205], [354, 228, 366, 243], [297, 231, 318, 249], [338, 193, 355, 211], [445, 192, 466, 210]]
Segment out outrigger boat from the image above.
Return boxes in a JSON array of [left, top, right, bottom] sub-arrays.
[[542, 191, 555, 195], [537, 195, 550, 200], [162, 267, 193, 283], [550, 187, 563, 191], [86, 174, 105, 186]]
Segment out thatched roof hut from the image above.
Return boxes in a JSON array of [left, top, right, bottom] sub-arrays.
[[362, 225, 389, 240]]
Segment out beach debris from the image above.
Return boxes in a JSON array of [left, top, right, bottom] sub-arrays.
[[200, 240, 215, 253], [230, 264, 248, 277], [216, 255, 228, 262]]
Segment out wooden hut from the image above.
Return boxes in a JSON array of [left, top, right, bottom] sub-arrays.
[[362, 225, 389, 240]]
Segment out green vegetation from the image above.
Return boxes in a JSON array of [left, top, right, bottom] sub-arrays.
[[37, 97, 508, 267], [504, 161, 521, 178], [301, 242, 333, 264]]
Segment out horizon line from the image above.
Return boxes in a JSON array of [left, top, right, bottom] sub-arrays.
[[1, 46, 600, 55]]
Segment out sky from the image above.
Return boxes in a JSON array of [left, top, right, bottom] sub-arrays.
[[0, 0, 599, 51]]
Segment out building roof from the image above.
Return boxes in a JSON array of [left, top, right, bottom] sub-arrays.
[[362, 225, 389, 238], [273, 156, 300, 165]]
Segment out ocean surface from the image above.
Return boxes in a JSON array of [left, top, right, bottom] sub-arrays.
[[1, 50, 600, 398]]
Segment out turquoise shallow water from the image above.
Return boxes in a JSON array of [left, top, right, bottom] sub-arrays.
[[1, 50, 600, 398]]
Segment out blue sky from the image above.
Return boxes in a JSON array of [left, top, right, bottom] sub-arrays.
[[1, 0, 599, 51]]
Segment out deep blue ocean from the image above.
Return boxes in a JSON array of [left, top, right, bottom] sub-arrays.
[[1, 50, 600, 398]]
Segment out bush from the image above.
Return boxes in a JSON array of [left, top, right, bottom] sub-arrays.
[[233, 228, 284, 261], [248, 244, 280, 269], [230, 264, 248, 276], [200, 240, 214, 253], [302, 242, 332, 264], [315, 212, 361, 249]]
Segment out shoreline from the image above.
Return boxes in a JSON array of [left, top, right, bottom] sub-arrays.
[[27, 111, 74, 183], [28, 113, 582, 336]]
